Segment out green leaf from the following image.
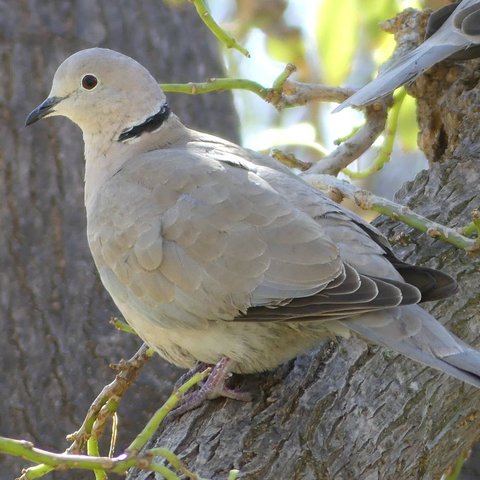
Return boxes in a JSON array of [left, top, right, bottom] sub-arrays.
[[316, 0, 402, 85], [266, 29, 306, 65], [397, 92, 418, 150], [316, 0, 359, 85]]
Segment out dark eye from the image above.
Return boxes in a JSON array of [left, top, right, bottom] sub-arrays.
[[81, 74, 98, 90]]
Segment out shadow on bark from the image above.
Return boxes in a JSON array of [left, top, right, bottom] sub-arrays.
[[0, 2, 238, 478]]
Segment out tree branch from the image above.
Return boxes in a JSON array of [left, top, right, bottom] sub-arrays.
[[343, 88, 406, 179], [191, 0, 250, 57], [162, 73, 389, 175], [12, 370, 212, 479], [302, 173, 479, 253], [67, 343, 154, 454]]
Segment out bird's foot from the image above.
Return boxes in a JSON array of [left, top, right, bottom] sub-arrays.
[[173, 362, 209, 390], [170, 357, 252, 418]]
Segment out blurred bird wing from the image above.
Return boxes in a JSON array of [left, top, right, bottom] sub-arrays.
[[335, 0, 480, 111]]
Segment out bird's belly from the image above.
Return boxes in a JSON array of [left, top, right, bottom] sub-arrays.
[[115, 299, 337, 373]]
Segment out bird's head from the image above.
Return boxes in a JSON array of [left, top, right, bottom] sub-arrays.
[[26, 48, 168, 139]]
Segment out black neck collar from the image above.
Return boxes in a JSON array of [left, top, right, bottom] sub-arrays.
[[118, 103, 171, 142]]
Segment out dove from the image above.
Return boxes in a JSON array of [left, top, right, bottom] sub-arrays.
[[26, 48, 480, 411], [336, 0, 480, 111]]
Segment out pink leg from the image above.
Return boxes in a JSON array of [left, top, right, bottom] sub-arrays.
[[173, 362, 209, 390], [171, 357, 252, 417]]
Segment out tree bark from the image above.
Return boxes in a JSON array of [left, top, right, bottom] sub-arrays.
[[126, 9, 480, 480], [0, 1, 238, 478]]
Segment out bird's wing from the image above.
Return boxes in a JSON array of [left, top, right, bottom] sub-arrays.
[[335, 0, 480, 111], [237, 141, 457, 301], [88, 142, 426, 329]]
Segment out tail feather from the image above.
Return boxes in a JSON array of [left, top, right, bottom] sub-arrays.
[[341, 304, 480, 387], [443, 350, 480, 376]]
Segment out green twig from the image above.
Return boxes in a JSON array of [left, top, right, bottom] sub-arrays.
[[2, 435, 178, 478], [161, 77, 270, 100], [10, 369, 210, 479], [343, 88, 406, 179], [149, 448, 199, 479], [110, 317, 137, 335], [87, 435, 108, 480], [191, 0, 250, 57], [160, 65, 296, 108], [461, 210, 480, 239], [272, 63, 297, 92], [17, 463, 54, 479], [472, 209, 480, 235], [149, 464, 181, 480], [127, 368, 211, 453], [1, 437, 115, 471], [334, 125, 362, 145], [86, 398, 119, 479], [371, 202, 476, 251], [269, 63, 298, 108], [227, 469, 240, 480], [445, 451, 468, 480], [462, 221, 478, 237], [304, 174, 480, 253]]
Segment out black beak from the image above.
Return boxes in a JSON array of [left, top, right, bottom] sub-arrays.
[[25, 96, 63, 126]]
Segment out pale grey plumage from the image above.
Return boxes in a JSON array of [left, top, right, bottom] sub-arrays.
[[26, 48, 480, 388], [336, 0, 480, 111]]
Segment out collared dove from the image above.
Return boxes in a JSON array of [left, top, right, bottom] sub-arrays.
[[26, 48, 480, 410], [336, 0, 480, 111]]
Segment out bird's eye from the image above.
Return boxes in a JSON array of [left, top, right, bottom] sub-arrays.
[[81, 74, 98, 90]]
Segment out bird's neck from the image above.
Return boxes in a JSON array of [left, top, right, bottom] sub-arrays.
[[83, 132, 129, 212], [83, 113, 191, 212]]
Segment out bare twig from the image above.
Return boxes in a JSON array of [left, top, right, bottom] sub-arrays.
[[343, 88, 406, 179], [67, 344, 154, 453], [309, 104, 388, 176], [276, 82, 391, 177], [271, 149, 312, 171], [281, 80, 355, 106]]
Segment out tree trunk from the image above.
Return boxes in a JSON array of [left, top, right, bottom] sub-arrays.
[[126, 9, 480, 480], [0, 1, 238, 478]]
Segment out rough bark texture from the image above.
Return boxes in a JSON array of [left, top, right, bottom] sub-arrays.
[[0, 1, 238, 478], [126, 9, 480, 480]]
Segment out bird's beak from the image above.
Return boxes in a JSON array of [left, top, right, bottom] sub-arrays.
[[25, 96, 63, 126]]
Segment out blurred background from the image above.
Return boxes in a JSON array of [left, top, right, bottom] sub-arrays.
[[205, 0, 451, 208]]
